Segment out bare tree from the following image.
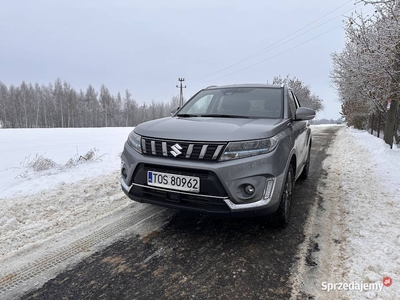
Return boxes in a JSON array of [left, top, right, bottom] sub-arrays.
[[0, 79, 183, 129], [0, 82, 9, 128], [85, 85, 99, 127], [113, 92, 123, 127], [331, 0, 400, 144], [123, 90, 132, 126], [99, 84, 112, 127], [272, 76, 324, 112]]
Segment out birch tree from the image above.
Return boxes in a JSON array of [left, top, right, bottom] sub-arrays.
[[99, 85, 112, 127], [85, 85, 99, 127], [0, 80, 182, 129], [0, 82, 9, 128]]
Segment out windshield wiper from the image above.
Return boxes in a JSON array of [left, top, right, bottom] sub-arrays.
[[200, 114, 250, 119], [176, 114, 200, 117]]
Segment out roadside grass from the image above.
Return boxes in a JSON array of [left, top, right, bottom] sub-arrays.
[[16, 148, 108, 178]]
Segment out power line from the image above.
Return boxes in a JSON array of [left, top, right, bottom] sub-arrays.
[[150, 25, 343, 102], [149, 1, 361, 102], [189, 25, 345, 87], [190, 8, 375, 86], [186, 0, 357, 84]]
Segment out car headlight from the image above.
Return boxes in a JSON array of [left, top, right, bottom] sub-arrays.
[[127, 131, 142, 153], [219, 137, 279, 161]]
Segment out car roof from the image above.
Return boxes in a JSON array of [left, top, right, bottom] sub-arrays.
[[205, 83, 284, 90]]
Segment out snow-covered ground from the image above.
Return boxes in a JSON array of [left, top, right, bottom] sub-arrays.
[[0, 127, 135, 198], [0, 127, 135, 258], [295, 125, 400, 300], [332, 127, 400, 299], [0, 126, 399, 299]]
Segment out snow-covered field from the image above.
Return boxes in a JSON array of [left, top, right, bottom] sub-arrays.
[[0, 127, 135, 258], [0, 127, 134, 198], [0, 126, 399, 299]]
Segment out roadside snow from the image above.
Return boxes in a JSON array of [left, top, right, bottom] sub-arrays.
[[0, 127, 135, 260], [336, 128, 400, 299], [296, 126, 400, 299], [0, 127, 134, 198], [0, 170, 132, 259]]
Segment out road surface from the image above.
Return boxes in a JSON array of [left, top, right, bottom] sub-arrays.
[[20, 126, 340, 300]]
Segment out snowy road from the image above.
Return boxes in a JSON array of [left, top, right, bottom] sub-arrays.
[[1, 125, 399, 299], [2, 126, 336, 300]]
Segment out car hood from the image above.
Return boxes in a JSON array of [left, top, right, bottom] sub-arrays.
[[134, 116, 287, 142]]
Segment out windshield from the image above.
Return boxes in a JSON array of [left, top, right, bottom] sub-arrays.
[[177, 87, 283, 119]]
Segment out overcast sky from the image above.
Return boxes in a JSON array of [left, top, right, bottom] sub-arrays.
[[0, 0, 365, 120]]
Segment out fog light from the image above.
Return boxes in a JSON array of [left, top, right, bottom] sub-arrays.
[[244, 184, 255, 195]]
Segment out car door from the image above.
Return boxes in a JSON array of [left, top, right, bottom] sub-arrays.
[[288, 90, 308, 177]]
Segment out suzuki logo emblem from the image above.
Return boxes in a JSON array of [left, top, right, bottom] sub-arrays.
[[170, 143, 183, 157]]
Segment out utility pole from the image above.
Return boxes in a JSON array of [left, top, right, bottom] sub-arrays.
[[176, 78, 186, 107]]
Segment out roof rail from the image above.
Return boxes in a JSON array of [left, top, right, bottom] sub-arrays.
[[206, 85, 218, 89]]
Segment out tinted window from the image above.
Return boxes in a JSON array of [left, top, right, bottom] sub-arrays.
[[186, 94, 213, 114], [179, 87, 283, 119]]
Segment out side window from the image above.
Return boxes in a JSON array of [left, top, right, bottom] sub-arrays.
[[287, 91, 297, 118], [186, 95, 213, 114]]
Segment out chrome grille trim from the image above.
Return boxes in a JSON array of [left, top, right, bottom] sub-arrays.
[[186, 144, 194, 158], [142, 138, 226, 161], [212, 145, 224, 160], [142, 139, 147, 154], [199, 145, 208, 159], [162, 142, 168, 156]]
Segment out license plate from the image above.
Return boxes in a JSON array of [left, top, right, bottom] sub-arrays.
[[147, 171, 200, 193]]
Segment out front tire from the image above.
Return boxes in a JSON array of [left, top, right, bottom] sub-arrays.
[[274, 165, 294, 228]]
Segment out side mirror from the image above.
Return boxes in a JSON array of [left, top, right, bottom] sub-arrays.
[[170, 106, 180, 116], [295, 107, 315, 121]]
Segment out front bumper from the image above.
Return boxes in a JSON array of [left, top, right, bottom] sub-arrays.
[[120, 141, 287, 217]]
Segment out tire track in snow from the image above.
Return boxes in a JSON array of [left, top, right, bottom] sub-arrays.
[[0, 171, 174, 300], [0, 171, 131, 258]]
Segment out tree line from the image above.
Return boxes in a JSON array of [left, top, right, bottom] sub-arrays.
[[0, 79, 180, 128], [331, 0, 400, 146], [0, 76, 324, 129]]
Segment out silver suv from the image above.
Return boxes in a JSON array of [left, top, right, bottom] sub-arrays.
[[120, 84, 315, 227]]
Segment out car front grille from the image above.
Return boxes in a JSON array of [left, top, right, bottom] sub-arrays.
[[129, 184, 231, 214], [141, 138, 226, 161]]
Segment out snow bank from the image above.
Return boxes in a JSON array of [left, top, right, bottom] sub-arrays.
[[0, 127, 135, 259], [0, 171, 132, 259], [0, 127, 134, 198], [335, 128, 399, 299]]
